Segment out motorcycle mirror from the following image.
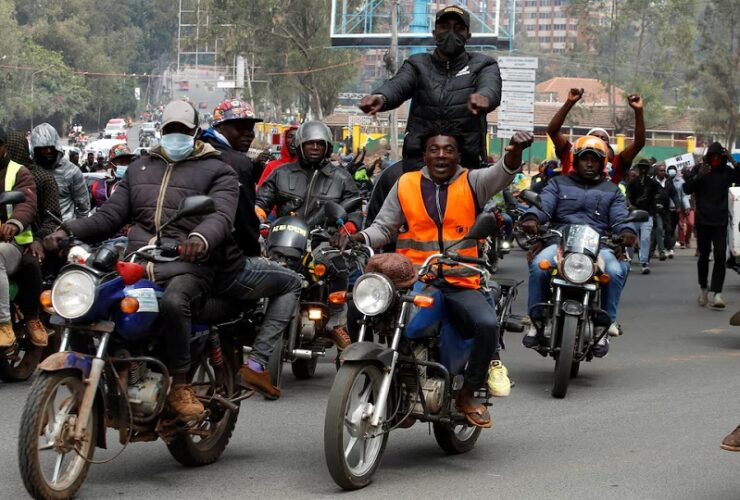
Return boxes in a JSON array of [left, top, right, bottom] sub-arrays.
[[341, 196, 363, 213], [324, 201, 348, 226], [0, 190, 26, 206], [465, 213, 497, 240], [621, 209, 649, 224], [519, 189, 542, 209]]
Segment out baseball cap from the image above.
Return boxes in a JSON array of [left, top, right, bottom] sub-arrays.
[[161, 100, 200, 130], [212, 99, 263, 126], [435, 5, 470, 29]]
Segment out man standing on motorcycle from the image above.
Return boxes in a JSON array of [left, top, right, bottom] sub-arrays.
[[45, 100, 240, 421], [0, 126, 39, 347], [355, 123, 534, 428], [256, 120, 360, 350], [521, 136, 639, 356], [201, 99, 302, 399]]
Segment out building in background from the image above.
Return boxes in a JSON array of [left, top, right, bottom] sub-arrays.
[[501, 0, 580, 53]]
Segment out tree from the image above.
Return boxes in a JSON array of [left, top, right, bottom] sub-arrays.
[[693, 0, 740, 146]]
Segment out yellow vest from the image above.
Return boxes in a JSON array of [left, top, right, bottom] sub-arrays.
[[4, 161, 33, 245]]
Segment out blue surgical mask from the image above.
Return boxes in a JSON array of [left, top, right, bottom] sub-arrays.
[[667, 169, 677, 178], [160, 133, 195, 162], [115, 166, 128, 178]]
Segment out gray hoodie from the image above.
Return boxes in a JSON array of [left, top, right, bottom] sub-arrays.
[[31, 123, 90, 221]]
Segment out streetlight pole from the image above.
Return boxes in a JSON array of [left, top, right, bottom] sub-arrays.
[[389, 0, 400, 161], [30, 65, 53, 130]]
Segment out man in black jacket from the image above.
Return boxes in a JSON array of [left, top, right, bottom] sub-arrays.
[[684, 142, 740, 308], [360, 5, 502, 224], [652, 163, 682, 261], [627, 159, 660, 274], [46, 100, 239, 421], [201, 100, 301, 399]]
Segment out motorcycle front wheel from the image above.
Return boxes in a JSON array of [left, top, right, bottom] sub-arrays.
[[433, 422, 481, 454], [552, 315, 578, 398], [18, 370, 97, 500], [324, 363, 388, 490], [167, 356, 238, 466]]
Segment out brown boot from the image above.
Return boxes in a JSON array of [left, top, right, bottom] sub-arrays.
[[328, 326, 351, 350], [167, 384, 205, 420], [0, 323, 15, 347], [25, 319, 48, 347], [721, 425, 740, 451], [239, 365, 280, 400]]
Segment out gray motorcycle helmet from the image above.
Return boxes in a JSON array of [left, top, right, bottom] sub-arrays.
[[295, 121, 333, 162]]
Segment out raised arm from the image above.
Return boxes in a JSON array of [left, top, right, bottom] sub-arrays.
[[547, 88, 583, 156], [618, 95, 645, 166]]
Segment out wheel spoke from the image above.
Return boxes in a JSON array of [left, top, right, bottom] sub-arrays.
[[344, 436, 359, 460], [357, 376, 372, 404], [51, 452, 65, 484]]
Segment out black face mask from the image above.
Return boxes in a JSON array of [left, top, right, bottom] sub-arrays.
[[35, 151, 58, 169], [435, 30, 466, 58]]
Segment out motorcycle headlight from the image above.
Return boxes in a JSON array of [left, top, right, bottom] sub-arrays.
[[51, 269, 97, 319], [352, 273, 394, 316], [561, 253, 594, 284]]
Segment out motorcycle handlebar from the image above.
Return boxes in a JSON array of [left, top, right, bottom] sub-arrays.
[[447, 251, 488, 266]]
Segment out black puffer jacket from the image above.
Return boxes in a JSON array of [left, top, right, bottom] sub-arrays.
[[256, 160, 360, 227], [65, 142, 239, 283], [201, 131, 261, 257], [373, 50, 502, 169]]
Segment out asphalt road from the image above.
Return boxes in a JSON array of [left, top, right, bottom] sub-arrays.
[[2, 249, 740, 499]]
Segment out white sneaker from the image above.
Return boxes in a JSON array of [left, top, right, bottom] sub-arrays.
[[711, 293, 726, 309], [607, 323, 622, 337], [667, 249, 674, 259], [698, 288, 709, 307]]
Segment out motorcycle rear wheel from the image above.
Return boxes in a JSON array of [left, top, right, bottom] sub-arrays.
[[18, 370, 97, 500], [292, 357, 318, 379], [433, 422, 481, 454], [324, 363, 388, 490], [552, 315, 578, 398], [570, 361, 580, 378], [167, 356, 238, 467]]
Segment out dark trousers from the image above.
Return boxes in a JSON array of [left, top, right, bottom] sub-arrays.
[[666, 210, 679, 251], [15, 252, 42, 319], [438, 284, 498, 389], [696, 224, 727, 293], [160, 274, 209, 374]]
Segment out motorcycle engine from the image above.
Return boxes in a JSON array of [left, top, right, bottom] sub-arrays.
[[127, 368, 164, 417], [402, 345, 445, 415], [413, 378, 445, 415]]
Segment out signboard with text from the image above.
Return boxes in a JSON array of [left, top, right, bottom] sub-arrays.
[[497, 57, 538, 138]]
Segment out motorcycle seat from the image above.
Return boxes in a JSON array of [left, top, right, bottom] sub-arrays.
[[195, 297, 257, 324]]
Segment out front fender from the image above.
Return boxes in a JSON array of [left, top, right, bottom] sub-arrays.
[[38, 352, 94, 377], [339, 341, 394, 369]]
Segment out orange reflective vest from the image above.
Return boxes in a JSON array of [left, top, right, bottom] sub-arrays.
[[396, 170, 480, 289]]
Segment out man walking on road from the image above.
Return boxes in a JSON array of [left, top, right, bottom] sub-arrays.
[[683, 142, 740, 308], [652, 163, 682, 261], [627, 159, 659, 274], [359, 5, 502, 225]]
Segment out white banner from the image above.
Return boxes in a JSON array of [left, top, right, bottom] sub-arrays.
[[134, 87, 141, 101], [498, 56, 539, 69], [664, 153, 695, 171]]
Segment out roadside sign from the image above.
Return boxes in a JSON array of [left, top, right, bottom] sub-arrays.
[[498, 57, 539, 70], [500, 69, 537, 82], [502, 80, 536, 93], [498, 57, 538, 139]]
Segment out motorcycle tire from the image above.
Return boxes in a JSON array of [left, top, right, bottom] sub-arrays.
[[552, 315, 578, 398], [324, 363, 388, 490], [18, 370, 97, 500], [0, 342, 43, 382], [570, 361, 580, 379], [291, 357, 318, 380], [433, 422, 482, 455], [167, 356, 238, 467], [267, 336, 284, 390]]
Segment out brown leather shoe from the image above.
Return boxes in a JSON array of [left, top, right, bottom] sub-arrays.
[[25, 319, 48, 347], [328, 326, 351, 350], [721, 425, 740, 451], [167, 384, 205, 420], [239, 365, 280, 400], [0, 323, 15, 347]]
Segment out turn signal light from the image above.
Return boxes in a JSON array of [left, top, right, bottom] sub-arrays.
[[39, 290, 52, 308], [314, 263, 327, 277], [328, 291, 348, 304], [538, 260, 552, 271], [307, 308, 323, 320], [598, 273, 611, 284], [120, 297, 140, 314], [413, 295, 435, 308]]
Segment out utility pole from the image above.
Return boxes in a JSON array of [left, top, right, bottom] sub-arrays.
[[389, 0, 400, 161]]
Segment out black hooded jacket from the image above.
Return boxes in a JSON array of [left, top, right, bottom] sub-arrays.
[[683, 142, 740, 226], [372, 50, 502, 169]]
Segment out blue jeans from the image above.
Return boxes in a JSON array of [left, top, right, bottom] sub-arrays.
[[500, 213, 513, 240], [637, 217, 653, 265], [528, 244, 629, 323], [220, 257, 302, 366]]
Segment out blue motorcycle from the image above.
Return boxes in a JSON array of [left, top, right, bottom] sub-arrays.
[[18, 196, 256, 500], [323, 212, 502, 490]]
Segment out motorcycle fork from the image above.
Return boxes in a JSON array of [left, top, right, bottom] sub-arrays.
[[73, 332, 110, 440], [370, 302, 409, 427], [550, 287, 563, 351]]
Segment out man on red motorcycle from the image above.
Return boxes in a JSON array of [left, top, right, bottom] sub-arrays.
[[354, 123, 533, 428]]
